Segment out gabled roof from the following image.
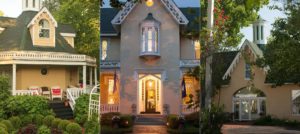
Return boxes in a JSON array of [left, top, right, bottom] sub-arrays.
[[0, 17, 16, 28], [27, 7, 58, 28], [100, 7, 199, 36], [111, 0, 189, 25], [0, 11, 76, 53], [222, 39, 264, 80]]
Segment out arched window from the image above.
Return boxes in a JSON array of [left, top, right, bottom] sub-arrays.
[[101, 40, 108, 60], [140, 13, 160, 57], [39, 19, 50, 38]]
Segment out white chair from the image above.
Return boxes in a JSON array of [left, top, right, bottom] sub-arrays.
[[51, 86, 62, 100], [28, 86, 41, 95]]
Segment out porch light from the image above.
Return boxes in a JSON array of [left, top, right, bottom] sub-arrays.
[[146, 0, 154, 7], [148, 81, 153, 87]]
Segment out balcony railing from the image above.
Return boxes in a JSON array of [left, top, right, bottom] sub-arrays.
[[180, 59, 200, 68], [0, 51, 96, 63], [100, 60, 120, 68], [100, 104, 120, 114]]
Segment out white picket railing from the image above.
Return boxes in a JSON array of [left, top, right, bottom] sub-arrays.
[[181, 104, 199, 114], [66, 88, 86, 110], [15, 90, 39, 96], [100, 104, 120, 114]]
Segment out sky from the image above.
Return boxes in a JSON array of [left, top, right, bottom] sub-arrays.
[[0, 0, 285, 47]]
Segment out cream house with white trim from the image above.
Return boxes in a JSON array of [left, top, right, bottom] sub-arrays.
[[0, 0, 97, 96], [100, 0, 200, 115]]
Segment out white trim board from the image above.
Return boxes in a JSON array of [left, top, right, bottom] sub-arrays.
[[27, 7, 58, 28], [111, 0, 189, 25]]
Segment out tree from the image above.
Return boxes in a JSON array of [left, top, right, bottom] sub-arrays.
[[257, 1, 300, 86], [0, 10, 4, 16], [43, 0, 100, 60]]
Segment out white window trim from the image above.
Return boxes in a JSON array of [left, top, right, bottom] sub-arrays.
[[140, 22, 160, 56], [60, 33, 76, 37]]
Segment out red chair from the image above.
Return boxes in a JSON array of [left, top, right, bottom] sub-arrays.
[[51, 86, 62, 100]]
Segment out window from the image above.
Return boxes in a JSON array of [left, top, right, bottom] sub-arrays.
[[39, 19, 50, 38], [245, 63, 251, 79], [140, 13, 160, 56], [182, 77, 194, 104], [33, 0, 35, 8], [101, 40, 108, 60], [261, 26, 264, 40], [108, 79, 115, 104], [26, 0, 28, 7], [194, 40, 200, 59], [142, 27, 158, 53], [256, 26, 259, 40], [292, 90, 300, 115]]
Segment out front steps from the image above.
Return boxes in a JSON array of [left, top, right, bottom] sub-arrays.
[[49, 101, 74, 120], [135, 114, 165, 125]]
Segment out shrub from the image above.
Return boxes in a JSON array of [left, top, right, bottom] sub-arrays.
[[166, 114, 179, 129], [66, 123, 82, 134], [18, 124, 37, 134], [43, 115, 55, 127], [254, 115, 300, 127], [0, 76, 10, 118], [6, 96, 53, 116], [0, 123, 7, 132], [100, 112, 121, 126], [201, 104, 228, 134], [21, 115, 33, 126], [58, 120, 70, 131], [9, 116, 21, 130], [185, 111, 200, 127], [74, 94, 89, 124], [119, 115, 133, 128], [51, 118, 62, 129], [33, 114, 44, 126], [84, 118, 99, 134], [0, 127, 8, 134], [37, 125, 51, 134], [1, 120, 13, 132]]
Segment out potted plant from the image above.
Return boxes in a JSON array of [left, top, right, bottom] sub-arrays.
[[64, 99, 70, 107]]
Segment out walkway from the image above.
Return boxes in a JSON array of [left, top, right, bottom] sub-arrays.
[[222, 124, 300, 134]]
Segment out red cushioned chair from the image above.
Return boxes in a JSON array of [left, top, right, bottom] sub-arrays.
[[51, 86, 62, 100]]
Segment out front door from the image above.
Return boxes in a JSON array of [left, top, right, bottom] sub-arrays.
[[145, 80, 156, 113]]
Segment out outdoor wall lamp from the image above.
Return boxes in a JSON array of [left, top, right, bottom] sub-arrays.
[[146, 0, 154, 7]]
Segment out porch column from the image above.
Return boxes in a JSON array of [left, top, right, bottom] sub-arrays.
[[89, 67, 93, 86], [94, 67, 97, 86], [12, 64, 16, 95], [83, 65, 87, 90]]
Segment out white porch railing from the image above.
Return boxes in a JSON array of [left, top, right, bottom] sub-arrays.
[[15, 90, 39, 96], [0, 51, 96, 63], [181, 104, 199, 114], [66, 88, 87, 110], [88, 85, 100, 120], [100, 104, 120, 114], [180, 60, 200, 68]]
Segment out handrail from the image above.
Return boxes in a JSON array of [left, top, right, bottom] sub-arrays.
[[66, 88, 86, 110]]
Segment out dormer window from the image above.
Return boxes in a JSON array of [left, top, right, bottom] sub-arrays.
[[39, 19, 50, 38], [140, 13, 160, 59]]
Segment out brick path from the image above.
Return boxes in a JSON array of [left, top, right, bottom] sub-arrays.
[[222, 124, 300, 134], [132, 125, 168, 134]]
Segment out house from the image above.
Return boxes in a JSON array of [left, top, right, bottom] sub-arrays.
[[0, 0, 97, 96], [214, 17, 300, 121], [100, 0, 200, 115]]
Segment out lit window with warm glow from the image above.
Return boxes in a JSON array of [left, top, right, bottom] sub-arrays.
[[183, 77, 194, 104], [194, 40, 200, 59], [108, 79, 115, 104], [101, 40, 108, 60]]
